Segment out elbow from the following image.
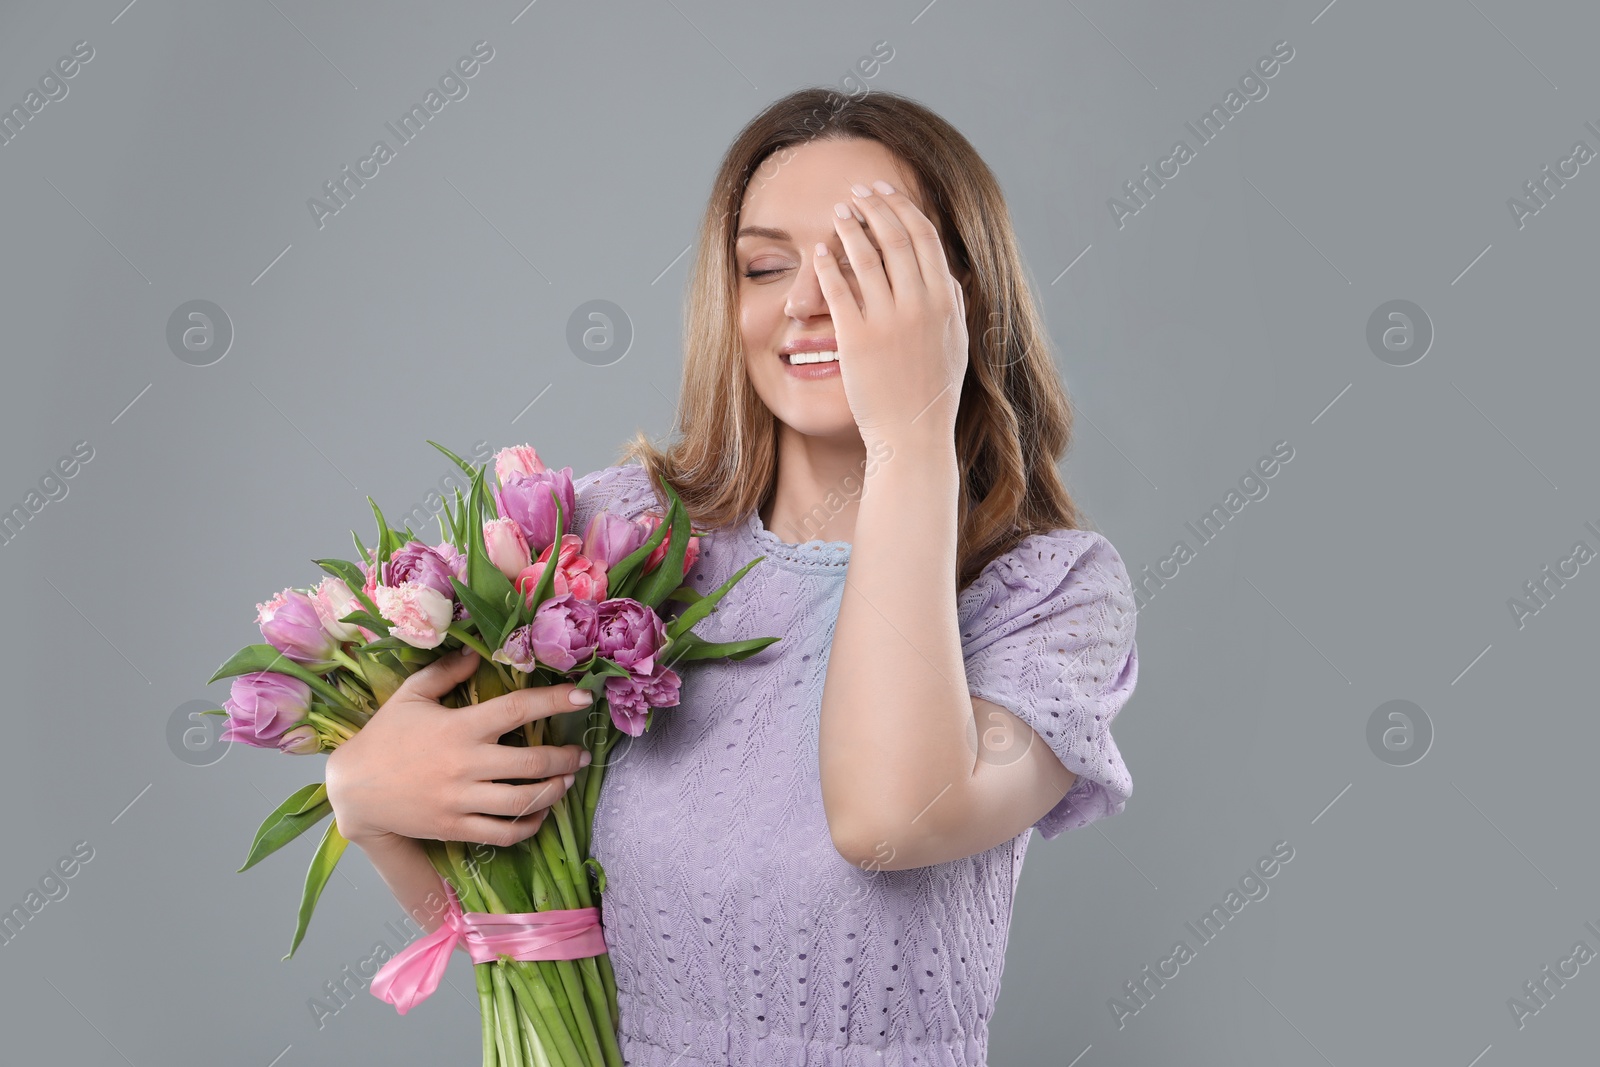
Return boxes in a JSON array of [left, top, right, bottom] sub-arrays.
[[826, 810, 926, 872]]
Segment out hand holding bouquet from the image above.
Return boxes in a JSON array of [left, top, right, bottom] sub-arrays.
[[206, 442, 777, 1066]]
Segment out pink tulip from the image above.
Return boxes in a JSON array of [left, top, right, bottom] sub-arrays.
[[595, 597, 668, 674], [495, 444, 547, 486], [603, 662, 681, 737], [635, 511, 702, 578], [583, 511, 649, 568], [516, 533, 608, 603], [256, 588, 338, 665], [221, 672, 312, 749], [493, 593, 600, 674], [311, 576, 363, 642], [484, 518, 532, 582], [374, 584, 454, 649], [494, 468, 576, 556]]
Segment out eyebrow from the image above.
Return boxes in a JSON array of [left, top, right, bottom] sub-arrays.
[[734, 224, 881, 247], [734, 226, 791, 241]]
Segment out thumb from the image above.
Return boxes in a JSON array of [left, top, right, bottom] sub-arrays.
[[402, 645, 480, 702]]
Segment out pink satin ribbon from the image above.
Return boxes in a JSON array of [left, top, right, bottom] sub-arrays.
[[370, 881, 607, 1014]]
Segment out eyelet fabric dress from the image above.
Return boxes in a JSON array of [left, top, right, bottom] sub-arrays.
[[570, 463, 1138, 1067]]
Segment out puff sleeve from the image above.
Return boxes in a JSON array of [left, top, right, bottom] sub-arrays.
[[957, 529, 1138, 840]]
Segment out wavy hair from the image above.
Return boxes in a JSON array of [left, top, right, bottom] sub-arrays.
[[619, 86, 1085, 592]]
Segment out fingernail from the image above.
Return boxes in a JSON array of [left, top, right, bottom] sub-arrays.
[[562, 773, 576, 789], [579, 750, 593, 767], [851, 183, 873, 198], [872, 179, 895, 195], [570, 688, 593, 706], [460, 646, 475, 657], [815, 242, 829, 257], [834, 201, 852, 218]]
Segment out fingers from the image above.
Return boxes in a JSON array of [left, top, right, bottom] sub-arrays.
[[465, 777, 574, 821], [829, 198, 892, 309], [861, 180, 956, 301], [480, 742, 589, 782], [847, 183, 922, 294], [811, 241, 864, 331], [454, 812, 549, 848], [471, 681, 592, 740], [398, 646, 480, 703]]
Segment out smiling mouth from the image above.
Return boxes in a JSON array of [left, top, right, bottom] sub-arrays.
[[781, 349, 839, 365]]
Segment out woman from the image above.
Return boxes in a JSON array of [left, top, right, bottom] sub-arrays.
[[327, 86, 1138, 1065]]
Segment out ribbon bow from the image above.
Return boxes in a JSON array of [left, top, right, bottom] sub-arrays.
[[370, 880, 607, 1014]]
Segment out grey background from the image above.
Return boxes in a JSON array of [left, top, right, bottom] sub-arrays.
[[1, 0, 1594, 1064]]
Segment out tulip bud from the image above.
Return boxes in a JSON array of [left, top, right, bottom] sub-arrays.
[[484, 518, 532, 582], [276, 725, 321, 755]]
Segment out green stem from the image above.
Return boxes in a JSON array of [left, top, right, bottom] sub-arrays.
[[306, 710, 355, 743], [550, 795, 591, 910], [596, 953, 620, 1032], [475, 964, 501, 1067], [503, 960, 588, 1067], [534, 821, 581, 911], [581, 719, 619, 848], [520, 1001, 555, 1067], [331, 645, 367, 681], [490, 965, 527, 1067], [575, 955, 623, 1067], [542, 957, 603, 1067]]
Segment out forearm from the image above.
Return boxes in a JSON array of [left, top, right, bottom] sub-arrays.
[[818, 435, 973, 859], [354, 832, 453, 934]]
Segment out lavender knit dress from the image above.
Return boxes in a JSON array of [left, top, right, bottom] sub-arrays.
[[570, 463, 1138, 1067]]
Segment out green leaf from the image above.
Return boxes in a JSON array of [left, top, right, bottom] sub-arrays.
[[665, 585, 704, 605], [238, 783, 332, 873], [604, 507, 670, 599], [369, 496, 396, 567], [338, 609, 391, 636], [351, 529, 370, 571], [208, 644, 358, 712], [282, 819, 350, 960], [662, 630, 782, 665], [199, 708, 226, 717], [629, 480, 693, 608], [464, 466, 487, 594], [448, 577, 508, 644], [665, 554, 766, 641], [426, 439, 481, 480], [582, 857, 607, 894], [496, 588, 532, 651]]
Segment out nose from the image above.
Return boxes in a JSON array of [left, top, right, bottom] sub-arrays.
[[782, 251, 831, 321]]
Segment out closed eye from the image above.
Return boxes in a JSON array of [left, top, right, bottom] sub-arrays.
[[742, 261, 852, 280]]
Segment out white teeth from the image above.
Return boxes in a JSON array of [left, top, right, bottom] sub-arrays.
[[786, 349, 838, 365]]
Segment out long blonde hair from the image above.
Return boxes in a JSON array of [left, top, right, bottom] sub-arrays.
[[620, 86, 1085, 592]]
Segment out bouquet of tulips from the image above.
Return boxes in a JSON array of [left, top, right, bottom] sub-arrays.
[[206, 441, 777, 1066]]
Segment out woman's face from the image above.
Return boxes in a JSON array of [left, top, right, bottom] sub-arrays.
[[735, 136, 925, 443]]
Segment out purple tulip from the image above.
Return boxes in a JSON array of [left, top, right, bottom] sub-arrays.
[[384, 541, 458, 601], [256, 588, 338, 665], [494, 467, 576, 556], [221, 672, 312, 749], [493, 593, 599, 673], [603, 662, 681, 737], [434, 540, 467, 583], [583, 511, 650, 568], [595, 598, 668, 674]]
